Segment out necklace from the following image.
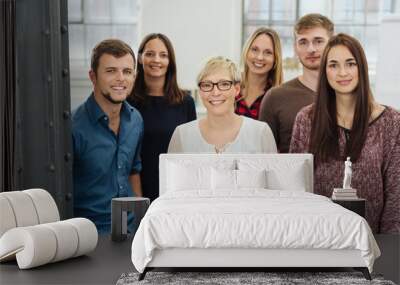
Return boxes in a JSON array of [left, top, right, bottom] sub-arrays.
[[214, 143, 231, 154]]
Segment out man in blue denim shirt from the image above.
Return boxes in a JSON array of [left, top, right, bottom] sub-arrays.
[[72, 39, 143, 234]]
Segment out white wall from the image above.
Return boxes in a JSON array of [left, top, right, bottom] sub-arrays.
[[139, 0, 242, 90], [375, 15, 400, 110]]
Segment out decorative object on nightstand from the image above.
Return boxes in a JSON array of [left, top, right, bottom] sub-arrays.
[[343, 156, 352, 189], [111, 197, 150, 242], [331, 157, 365, 217], [332, 157, 358, 200]]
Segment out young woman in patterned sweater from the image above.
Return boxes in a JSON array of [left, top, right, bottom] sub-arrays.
[[290, 33, 400, 233]]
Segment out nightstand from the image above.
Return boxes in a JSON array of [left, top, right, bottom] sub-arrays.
[[332, 198, 366, 218], [111, 197, 150, 242]]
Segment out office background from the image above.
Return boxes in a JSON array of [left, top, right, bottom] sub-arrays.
[[0, 3, 399, 283], [68, 0, 400, 111]]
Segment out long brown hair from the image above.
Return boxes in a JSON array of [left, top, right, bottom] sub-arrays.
[[309, 33, 374, 162], [130, 33, 184, 105], [240, 27, 283, 94]]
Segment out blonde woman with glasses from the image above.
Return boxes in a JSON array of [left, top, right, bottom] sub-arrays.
[[168, 56, 277, 153]]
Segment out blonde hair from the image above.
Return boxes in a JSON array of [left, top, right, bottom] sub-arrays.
[[294, 13, 334, 36], [240, 27, 283, 92], [197, 56, 241, 84]]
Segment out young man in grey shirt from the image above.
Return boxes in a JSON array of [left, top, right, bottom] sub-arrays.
[[259, 14, 334, 153]]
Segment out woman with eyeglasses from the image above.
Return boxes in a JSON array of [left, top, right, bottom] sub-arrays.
[[128, 33, 196, 201], [290, 34, 400, 233], [235, 28, 283, 119], [168, 56, 277, 153]]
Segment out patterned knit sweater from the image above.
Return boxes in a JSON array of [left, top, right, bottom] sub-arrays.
[[290, 105, 400, 233]]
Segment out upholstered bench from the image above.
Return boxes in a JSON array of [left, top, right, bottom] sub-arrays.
[[0, 189, 98, 269]]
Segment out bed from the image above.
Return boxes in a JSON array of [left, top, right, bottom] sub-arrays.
[[131, 154, 380, 280]]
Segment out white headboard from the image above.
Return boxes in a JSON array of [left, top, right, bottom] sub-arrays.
[[159, 154, 314, 195]]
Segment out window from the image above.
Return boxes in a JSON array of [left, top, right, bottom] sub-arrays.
[[68, 0, 139, 110], [68, 0, 399, 110]]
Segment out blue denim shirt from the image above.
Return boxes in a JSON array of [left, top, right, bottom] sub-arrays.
[[72, 94, 143, 234]]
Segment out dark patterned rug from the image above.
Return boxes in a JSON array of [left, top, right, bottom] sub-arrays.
[[117, 271, 396, 285]]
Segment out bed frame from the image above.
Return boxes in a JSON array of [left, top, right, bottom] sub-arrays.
[[140, 248, 371, 280], [138, 154, 371, 280]]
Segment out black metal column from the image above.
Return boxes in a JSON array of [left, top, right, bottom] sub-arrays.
[[0, 0, 16, 192], [14, 0, 72, 219]]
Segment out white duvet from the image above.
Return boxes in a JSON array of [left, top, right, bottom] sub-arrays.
[[131, 190, 380, 273]]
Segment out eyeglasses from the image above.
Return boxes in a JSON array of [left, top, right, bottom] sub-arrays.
[[198, 80, 236, 92]]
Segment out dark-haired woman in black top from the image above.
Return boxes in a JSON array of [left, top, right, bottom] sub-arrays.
[[128, 33, 196, 202]]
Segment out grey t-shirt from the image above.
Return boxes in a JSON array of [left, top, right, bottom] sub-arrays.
[[168, 116, 277, 154], [258, 78, 315, 153]]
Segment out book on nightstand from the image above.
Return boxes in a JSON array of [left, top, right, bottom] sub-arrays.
[[332, 188, 358, 200]]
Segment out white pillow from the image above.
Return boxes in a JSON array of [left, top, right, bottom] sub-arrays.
[[211, 169, 268, 190], [211, 168, 236, 190], [236, 169, 267, 189], [166, 159, 235, 192], [237, 159, 307, 191], [265, 163, 306, 191], [167, 162, 211, 191]]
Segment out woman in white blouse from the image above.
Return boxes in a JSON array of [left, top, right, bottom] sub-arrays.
[[168, 56, 277, 153]]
